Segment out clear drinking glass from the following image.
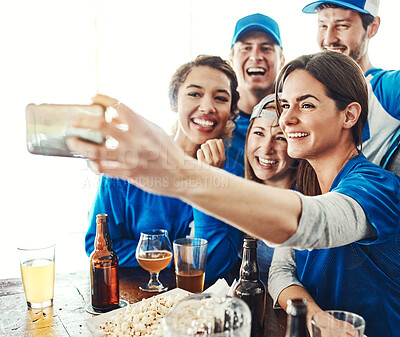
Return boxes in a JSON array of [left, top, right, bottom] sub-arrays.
[[173, 237, 207, 293], [311, 310, 366, 337], [136, 229, 173, 292], [163, 293, 251, 336], [17, 244, 56, 308]]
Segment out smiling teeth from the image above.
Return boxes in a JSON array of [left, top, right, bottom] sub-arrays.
[[193, 118, 215, 127], [247, 67, 266, 75], [288, 132, 309, 138], [258, 158, 277, 165]]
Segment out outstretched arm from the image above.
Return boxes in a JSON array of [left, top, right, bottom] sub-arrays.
[[68, 94, 302, 244]]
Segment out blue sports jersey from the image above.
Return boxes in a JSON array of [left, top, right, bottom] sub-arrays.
[[224, 110, 250, 178], [193, 150, 244, 283], [295, 154, 400, 337], [85, 177, 193, 267], [363, 68, 400, 166]]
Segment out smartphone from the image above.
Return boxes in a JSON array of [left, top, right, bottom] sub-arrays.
[[26, 103, 105, 157]]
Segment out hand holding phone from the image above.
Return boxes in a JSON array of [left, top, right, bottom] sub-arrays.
[[26, 103, 105, 157]]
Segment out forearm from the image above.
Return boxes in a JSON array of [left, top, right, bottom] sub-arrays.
[[278, 285, 322, 332], [179, 165, 301, 244]]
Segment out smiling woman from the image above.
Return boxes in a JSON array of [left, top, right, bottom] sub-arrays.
[[84, 55, 243, 284], [1, 0, 399, 282], [67, 51, 400, 337]]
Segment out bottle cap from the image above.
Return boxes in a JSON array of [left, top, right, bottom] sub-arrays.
[[243, 236, 257, 248], [96, 214, 108, 221]]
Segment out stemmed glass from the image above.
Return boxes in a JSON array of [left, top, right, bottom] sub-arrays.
[[136, 229, 173, 292]]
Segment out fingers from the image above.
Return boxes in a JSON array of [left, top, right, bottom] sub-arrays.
[[92, 94, 136, 126], [91, 94, 120, 109], [197, 139, 225, 168]]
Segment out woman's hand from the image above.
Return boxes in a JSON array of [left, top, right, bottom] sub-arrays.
[[311, 311, 367, 337], [66, 94, 197, 197], [196, 139, 225, 168]]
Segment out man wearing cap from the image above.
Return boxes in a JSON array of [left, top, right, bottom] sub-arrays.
[[225, 13, 285, 177], [303, 0, 400, 172]]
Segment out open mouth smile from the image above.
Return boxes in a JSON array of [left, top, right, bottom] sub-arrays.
[[247, 67, 266, 76], [287, 132, 309, 139], [323, 46, 346, 53], [191, 117, 217, 129], [257, 157, 278, 167]]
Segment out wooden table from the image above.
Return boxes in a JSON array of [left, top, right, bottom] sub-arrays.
[[0, 267, 287, 336]]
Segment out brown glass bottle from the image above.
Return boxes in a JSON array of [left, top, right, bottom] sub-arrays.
[[285, 298, 308, 337], [234, 237, 266, 337], [90, 214, 119, 312]]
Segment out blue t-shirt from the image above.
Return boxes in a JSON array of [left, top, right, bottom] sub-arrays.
[[193, 156, 244, 283], [224, 110, 251, 178], [295, 154, 400, 337], [85, 177, 193, 267], [363, 68, 400, 167]]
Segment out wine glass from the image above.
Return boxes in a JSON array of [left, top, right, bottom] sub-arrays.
[[136, 229, 173, 292]]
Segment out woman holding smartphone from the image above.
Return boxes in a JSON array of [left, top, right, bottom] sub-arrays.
[[70, 51, 400, 337], [85, 55, 242, 283]]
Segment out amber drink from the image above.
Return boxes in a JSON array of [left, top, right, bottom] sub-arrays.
[[90, 214, 119, 312], [136, 229, 173, 292], [173, 238, 207, 293]]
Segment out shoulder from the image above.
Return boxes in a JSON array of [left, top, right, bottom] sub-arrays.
[[333, 155, 400, 191], [332, 155, 400, 238], [365, 67, 400, 90]]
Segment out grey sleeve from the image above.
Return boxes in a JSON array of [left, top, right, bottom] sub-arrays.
[[267, 247, 303, 308], [267, 191, 376, 250]]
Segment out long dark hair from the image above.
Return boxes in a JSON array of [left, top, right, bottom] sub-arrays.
[[274, 51, 368, 195]]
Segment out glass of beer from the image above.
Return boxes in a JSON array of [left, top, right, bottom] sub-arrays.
[[311, 310, 366, 337], [173, 237, 207, 293], [136, 229, 173, 292], [17, 243, 56, 309]]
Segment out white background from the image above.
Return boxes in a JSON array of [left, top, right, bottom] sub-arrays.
[[0, 0, 398, 278]]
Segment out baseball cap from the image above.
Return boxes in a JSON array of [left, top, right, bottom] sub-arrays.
[[231, 13, 282, 48], [302, 0, 380, 17], [250, 94, 278, 121]]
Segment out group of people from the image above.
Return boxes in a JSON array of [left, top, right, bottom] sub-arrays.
[[73, 1, 400, 336]]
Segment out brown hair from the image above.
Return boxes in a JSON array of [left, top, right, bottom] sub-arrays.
[[317, 3, 375, 30], [169, 55, 240, 141], [244, 100, 298, 189], [274, 51, 368, 195]]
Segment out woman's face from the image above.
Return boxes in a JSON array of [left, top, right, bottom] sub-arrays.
[[246, 116, 297, 186], [279, 69, 344, 160], [176, 65, 232, 145]]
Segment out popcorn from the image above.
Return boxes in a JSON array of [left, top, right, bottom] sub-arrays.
[[97, 292, 190, 336]]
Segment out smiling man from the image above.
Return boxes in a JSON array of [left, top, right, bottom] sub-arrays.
[[227, 13, 285, 177], [303, 0, 400, 171]]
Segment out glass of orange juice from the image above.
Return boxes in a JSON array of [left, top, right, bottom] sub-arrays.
[[17, 244, 55, 308]]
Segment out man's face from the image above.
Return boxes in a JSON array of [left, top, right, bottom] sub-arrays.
[[231, 30, 284, 95], [317, 7, 368, 62]]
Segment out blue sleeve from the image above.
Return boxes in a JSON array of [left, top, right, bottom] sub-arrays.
[[85, 176, 141, 267], [333, 163, 400, 244], [193, 208, 242, 283], [368, 69, 400, 119]]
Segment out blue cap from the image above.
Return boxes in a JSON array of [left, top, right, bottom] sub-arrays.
[[302, 0, 379, 16], [231, 13, 282, 48]]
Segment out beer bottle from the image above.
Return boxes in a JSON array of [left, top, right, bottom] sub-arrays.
[[285, 298, 308, 337], [234, 237, 266, 337], [90, 214, 119, 312]]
